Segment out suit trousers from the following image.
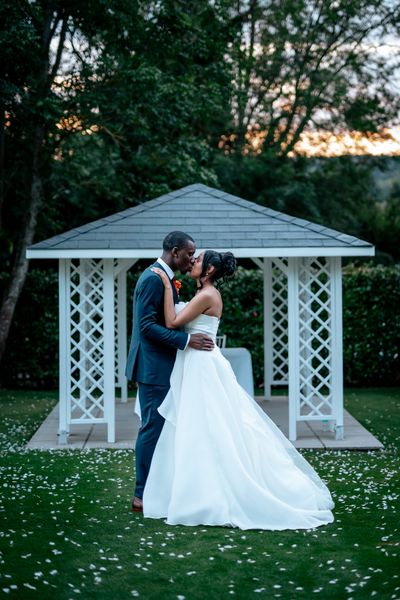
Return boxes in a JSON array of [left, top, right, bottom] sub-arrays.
[[134, 382, 170, 498]]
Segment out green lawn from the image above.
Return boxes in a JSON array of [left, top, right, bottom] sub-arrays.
[[0, 388, 399, 599]]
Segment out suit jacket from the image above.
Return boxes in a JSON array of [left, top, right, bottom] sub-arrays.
[[125, 262, 188, 386]]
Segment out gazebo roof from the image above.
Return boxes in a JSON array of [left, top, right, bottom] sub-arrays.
[[27, 183, 374, 259]]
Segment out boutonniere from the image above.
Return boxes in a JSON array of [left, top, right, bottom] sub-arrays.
[[173, 278, 182, 294]]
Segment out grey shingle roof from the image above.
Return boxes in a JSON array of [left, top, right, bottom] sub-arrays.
[[27, 183, 374, 257]]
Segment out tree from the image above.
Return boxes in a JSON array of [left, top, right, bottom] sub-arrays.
[[0, 0, 233, 370], [0, 0, 71, 364], [224, 0, 400, 156], [0, 0, 144, 365], [369, 185, 400, 263], [76, 0, 233, 200]]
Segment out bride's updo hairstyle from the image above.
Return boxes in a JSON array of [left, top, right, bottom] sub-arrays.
[[199, 250, 237, 287]]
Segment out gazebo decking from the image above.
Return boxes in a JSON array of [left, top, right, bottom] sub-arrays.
[[26, 396, 383, 451]]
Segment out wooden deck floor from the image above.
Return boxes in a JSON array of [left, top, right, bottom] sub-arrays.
[[26, 396, 383, 451]]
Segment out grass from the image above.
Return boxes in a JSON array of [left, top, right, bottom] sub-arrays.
[[0, 388, 399, 599]]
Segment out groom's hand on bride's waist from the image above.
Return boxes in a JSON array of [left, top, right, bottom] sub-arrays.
[[188, 333, 214, 351]]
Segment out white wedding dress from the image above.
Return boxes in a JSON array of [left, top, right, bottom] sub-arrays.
[[143, 304, 334, 530]]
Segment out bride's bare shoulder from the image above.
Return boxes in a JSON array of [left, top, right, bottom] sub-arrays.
[[197, 286, 220, 300], [197, 286, 222, 314]]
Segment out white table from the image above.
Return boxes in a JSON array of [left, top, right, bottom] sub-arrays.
[[221, 347, 254, 397]]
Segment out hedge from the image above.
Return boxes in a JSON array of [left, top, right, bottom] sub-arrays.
[[1, 263, 399, 389], [342, 264, 400, 385]]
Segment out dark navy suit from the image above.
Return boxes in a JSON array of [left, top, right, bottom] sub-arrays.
[[126, 262, 188, 498]]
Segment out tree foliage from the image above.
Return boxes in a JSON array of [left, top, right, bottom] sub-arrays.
[[342, 264, 400, 385], [1, 0, 400, 374], [0, 0, 74, 363], [0, 0, 233, 365], [367, 185, 400, 263]]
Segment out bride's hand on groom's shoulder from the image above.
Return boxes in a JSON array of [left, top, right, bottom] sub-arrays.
[[151, 267, 168, 286], [189, 333, 214, 351]]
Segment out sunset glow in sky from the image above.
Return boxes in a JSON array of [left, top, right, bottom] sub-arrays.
[[292, 128, 400, 157], [220, 127, 400, 157]]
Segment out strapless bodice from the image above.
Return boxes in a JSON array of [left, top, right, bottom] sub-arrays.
[[175, 302, 219, 340]]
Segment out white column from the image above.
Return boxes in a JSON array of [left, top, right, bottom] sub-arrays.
[[58, 259, 70, 444], [80, 260, 91, 410], [263, 258, 273, 400], [288, 258, 300, 441], [103, 259, 115, 443], [331, 257, 344, 440], [117, 268, 128, 402]]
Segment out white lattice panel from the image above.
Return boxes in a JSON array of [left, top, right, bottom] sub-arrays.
[[298, 257, 333, 419], [68, 259, 107, 422], [271, 258, 288, 384]]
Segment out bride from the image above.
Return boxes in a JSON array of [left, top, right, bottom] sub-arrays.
[[143, 250, 334, 530]]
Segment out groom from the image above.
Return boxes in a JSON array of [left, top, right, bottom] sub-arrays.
[[126, 231, 214, 512]]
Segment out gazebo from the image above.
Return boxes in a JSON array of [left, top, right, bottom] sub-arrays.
[[27, 183, 374, 444]]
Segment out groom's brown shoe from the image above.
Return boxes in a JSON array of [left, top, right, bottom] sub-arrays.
[[132, 496, 143, 513]]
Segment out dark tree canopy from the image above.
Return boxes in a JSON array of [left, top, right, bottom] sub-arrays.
[[0, 0, 400, 371]]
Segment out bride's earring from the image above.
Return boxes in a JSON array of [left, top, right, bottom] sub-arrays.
[[206, 267, 215, 280]]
